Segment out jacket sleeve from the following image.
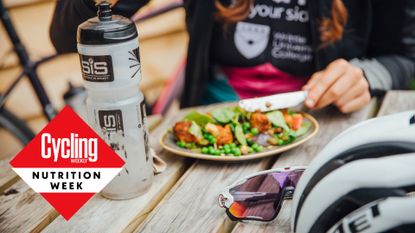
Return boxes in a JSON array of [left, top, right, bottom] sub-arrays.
[[49, 0, 149, 54], [350, 0, 415, 95]]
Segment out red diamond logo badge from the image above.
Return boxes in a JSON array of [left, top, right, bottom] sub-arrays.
[[9, 106, 125, 220]]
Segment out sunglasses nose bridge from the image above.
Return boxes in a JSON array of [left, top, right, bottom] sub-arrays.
[[283, 186, 295, 199]]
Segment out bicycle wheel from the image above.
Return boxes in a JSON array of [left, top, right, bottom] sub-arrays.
[[0, 107, 35, 150]]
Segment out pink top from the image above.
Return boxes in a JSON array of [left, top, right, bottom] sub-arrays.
[[221, 63, 308, 99]]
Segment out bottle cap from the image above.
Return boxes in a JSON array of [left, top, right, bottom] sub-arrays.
[[77, 1, 137, 45]]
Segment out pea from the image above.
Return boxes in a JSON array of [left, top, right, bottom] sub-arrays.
[[243, 122, 250, 128], [242, 127, 249, 134], [219, 149, 225, 155], [185, 143, 195, 149], [230, 143, 237, 149], [201, 147, 209, 154], [224, 148, 231, 154], [277, 139, 284, 146], [223, 144, 230, 150], [254, 145, 264, 152], [247, 139, 254, 146], [252, 143, 259, 150], [213, 150, 221, 156], [251, 127, 259, 136], [248, 147, 254, 153], [176, 141, 185, 148], [234, 148, 241, 156], [208, 147, 215, 155]]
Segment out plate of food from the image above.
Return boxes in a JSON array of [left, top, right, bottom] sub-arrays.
[[160, 105, 319, 161]]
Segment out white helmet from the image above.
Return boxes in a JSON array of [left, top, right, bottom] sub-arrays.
[[295, 154, 415, 233], [291, 111, 415, 232]]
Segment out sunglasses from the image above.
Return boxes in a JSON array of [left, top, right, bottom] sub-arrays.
[[218, 166, 306, 221]]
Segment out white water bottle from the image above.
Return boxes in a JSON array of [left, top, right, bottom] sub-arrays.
[[77, 1, 153, 199]]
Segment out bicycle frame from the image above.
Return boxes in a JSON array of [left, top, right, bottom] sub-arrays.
[[0, 0, 56, 121]]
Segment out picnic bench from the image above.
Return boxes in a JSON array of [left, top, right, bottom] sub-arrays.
[[1, 90, 414, 233]]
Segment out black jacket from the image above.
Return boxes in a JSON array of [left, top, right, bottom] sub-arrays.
[[50, 0, 415, 107]]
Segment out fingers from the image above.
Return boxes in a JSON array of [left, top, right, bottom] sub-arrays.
[[334, 77, 369, 108], [304, 59, 349, 108], [303, 71, 323, 91], [314, 65, 365, 109], [313, 72, 356, 109], [337, 91, 371, 113]]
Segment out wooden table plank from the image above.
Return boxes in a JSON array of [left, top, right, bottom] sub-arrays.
[[0, 115, 166, 233], [0, 129, 25, 193], [0, 158, 19, 194], [0, 180, 58, 233], [231, 100, 378, 233], [377, 91, 415, 116]]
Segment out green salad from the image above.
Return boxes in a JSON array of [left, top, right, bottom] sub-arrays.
[[172, 107, 311, 157]]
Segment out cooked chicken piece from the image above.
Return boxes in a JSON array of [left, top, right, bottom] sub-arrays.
[[173, 121, 197, 143], [205, 123, 234, 145], [250, 112, 271, 133], [217, 125, 234, 145]]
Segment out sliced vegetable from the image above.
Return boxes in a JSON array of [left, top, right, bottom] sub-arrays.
[[189, 121, 205, 143], [290, 121, 311, 137], [184, 111, 214, 127], [267, 111, 290, 132], [240, 145, 249, 155], [291, 114, 304, 130], [205, 123, 220, 137], [234, 123, 247, 146], [211, 108, 235, 123], [254, 134, 271, 146]]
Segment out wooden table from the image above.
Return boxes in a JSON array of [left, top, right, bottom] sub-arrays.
[[1, 91, 414, 233]]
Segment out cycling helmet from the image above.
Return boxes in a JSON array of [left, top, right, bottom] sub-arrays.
[[291, 111, 415, 231], [295, 154, 415, 233]]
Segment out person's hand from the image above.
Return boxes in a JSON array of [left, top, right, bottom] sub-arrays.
[[303, 59, 371, 113]]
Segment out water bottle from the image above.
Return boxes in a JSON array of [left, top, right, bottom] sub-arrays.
[[76, 1, 153, 199]]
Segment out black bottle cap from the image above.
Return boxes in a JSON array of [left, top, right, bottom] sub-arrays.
[[77, 1, 137, 45]]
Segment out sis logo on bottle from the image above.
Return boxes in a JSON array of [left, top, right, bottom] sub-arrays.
[[79, 55, 114, 82]]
